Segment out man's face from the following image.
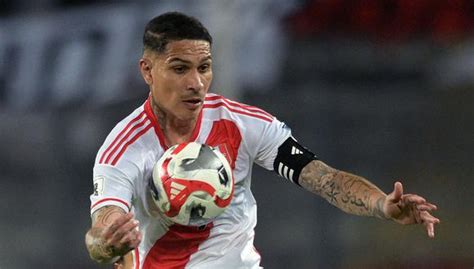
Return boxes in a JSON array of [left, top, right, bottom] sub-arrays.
[[140, 39, 212, 121]]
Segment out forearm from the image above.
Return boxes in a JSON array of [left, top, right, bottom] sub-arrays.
[[85, 227, 118, 264], [85, 205, 126, 264], [299, 160, 388, 219]]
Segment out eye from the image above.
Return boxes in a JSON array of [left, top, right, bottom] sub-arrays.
[[173, 66, 187, 74], [198, 64, 210, 73]]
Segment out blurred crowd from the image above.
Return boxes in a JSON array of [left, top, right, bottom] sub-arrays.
[[287, 0, 474, 43]]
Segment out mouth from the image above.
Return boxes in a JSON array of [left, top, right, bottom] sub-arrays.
[[182, 97, 203, 109]]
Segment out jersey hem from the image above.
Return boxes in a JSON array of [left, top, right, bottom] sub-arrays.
[[90, 197, 131, 215]]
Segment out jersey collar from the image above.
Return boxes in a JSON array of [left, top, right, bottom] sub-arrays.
[[143, 96, 203, 150]]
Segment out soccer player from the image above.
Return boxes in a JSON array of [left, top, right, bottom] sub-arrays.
[[85, 12, 440, 269]]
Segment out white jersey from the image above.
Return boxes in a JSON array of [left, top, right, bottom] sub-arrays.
[[90, 93, 291, 269]]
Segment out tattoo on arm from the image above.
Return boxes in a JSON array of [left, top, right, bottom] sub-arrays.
[[86, 206, 125, 263], [93, 205, 124, 227], [299, 160, 388, 218]]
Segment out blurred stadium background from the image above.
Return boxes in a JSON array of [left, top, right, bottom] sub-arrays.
[[0, 0, 473, 268]]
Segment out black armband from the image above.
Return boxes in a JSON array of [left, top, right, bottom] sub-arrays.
[[273, 136, 318, 186]]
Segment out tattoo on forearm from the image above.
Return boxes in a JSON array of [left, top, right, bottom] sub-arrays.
[[324, 180, 339, 204], [299, 161, 387, 218], [86, 206, 125, 263], [93, 206, 124, 226]]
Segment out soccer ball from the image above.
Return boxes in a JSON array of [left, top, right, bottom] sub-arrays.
[[150, 142, 234, 226]]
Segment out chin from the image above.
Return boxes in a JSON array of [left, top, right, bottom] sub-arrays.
[[179, 110, 200, 121]]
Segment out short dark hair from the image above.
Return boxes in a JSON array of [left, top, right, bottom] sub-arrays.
[[143, 12, 213, 53]]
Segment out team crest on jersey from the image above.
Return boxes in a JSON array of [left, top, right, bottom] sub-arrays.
[[93, 176, 105, 196]]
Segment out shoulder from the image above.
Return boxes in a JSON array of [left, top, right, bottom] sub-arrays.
[[95, 102, 156, 167], [203, 93, 274, 123]]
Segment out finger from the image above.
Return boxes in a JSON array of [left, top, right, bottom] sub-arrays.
[[110, 219, 140, 245], [118, 224, 140, 245], [416, 203, 438, 211], [424, 203, 438, 210], [118, 232, 135, 246], [426, 222, 435, 238], [134, 231, 143, 247], [411, 204, 424, 224], [106, 217, 137, 246], [416, 204, 436, 211], [402, 194, 426, 204], [103, 212, 134, 238], [420, 211, 440, 224], [137, 231, 143, 242], [121, 230, 142, 249], [130, 231, 142, 248], [388, 181, 403, 203]]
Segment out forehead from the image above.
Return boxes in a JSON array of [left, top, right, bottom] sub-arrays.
[[161, 40, 211, 62]]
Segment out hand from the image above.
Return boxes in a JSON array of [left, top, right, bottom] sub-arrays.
[[383, 181, 440, 238], [101, 212, 142, 258]]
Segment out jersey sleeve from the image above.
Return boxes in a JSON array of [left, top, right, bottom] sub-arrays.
[[252, 117, 292, 170], [90, 160, 140, 215]]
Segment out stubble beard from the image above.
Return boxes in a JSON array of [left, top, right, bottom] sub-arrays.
[[150, 95, 199, 134]]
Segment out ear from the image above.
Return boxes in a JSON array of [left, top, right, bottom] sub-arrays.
[[139, 58, 153, 85]]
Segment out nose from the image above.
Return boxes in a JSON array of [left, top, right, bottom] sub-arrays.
[[186, 69, 204, 92]]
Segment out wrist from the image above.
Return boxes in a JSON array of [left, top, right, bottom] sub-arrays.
[[372, 194, 389, 220]]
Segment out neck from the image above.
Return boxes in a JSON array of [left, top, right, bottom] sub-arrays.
[[151, 99, 198, 144]]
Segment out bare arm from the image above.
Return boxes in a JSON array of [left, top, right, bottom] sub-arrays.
[[299, 160, 387, 218], [299, 160, 440, 237], [85, 206, 142, 264]]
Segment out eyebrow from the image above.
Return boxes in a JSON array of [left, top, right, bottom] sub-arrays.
[[167, 55, 212, 64]]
